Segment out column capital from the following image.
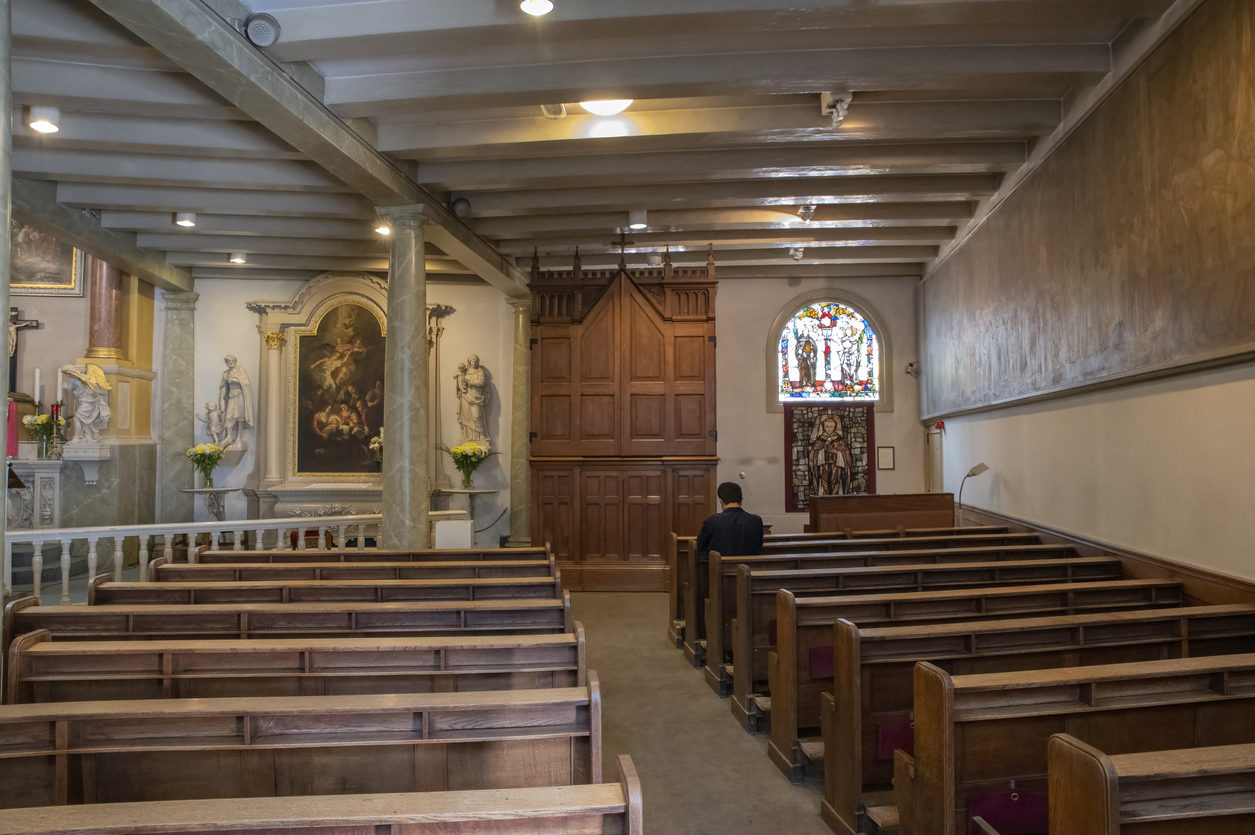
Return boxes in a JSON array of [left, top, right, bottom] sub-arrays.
[[509, 297, 532, 312], [376, 204, 429, 229], [162, 291, 200, 312], [264, 331, 285, 350]]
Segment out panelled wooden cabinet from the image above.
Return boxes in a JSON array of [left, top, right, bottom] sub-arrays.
[[530, 258, 718, 590]]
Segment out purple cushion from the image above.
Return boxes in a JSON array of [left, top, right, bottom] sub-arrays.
[[808, 646, 834, 679], [966, 787, 1048, 835], [876, 718, 914, 760]]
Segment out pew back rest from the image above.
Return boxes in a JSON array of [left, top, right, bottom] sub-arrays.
[[194, 545, 554, 564], [154, 557, 557, 581]]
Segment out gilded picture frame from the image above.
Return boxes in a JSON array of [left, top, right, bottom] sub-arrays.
[[10, 220, 85, 297]]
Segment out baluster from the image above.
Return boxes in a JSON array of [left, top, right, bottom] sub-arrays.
[[317, 526, 328, 551], [163, 534, 174, 564], [113, 538, 124, 580], [3, 539, 12, 598], [87, 538, 99, 585], [186, 532, 197, 563], [32, 544, 44, 601], [277, 527, 288, 551], [139, 536, 150, 581], [357, 523, 366, 550], [59, 537, 72, 604], [336, 525, 346, 550], [234, 530, 244, 551], [297, 527, 307, 551]]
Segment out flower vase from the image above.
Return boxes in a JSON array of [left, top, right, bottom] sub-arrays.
[[461, 470, 474, 490], [201, 470, 214, 489], [38, 438, 49, 459]]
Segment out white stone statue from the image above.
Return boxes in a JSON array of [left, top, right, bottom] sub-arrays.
[[63, 363, 112, 445], [455, 353, 492, 447], [218, 354, 254, 448], [196, 401, 227, 446]]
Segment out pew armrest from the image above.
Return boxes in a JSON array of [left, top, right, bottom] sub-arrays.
[[894, 750, 917, 835]]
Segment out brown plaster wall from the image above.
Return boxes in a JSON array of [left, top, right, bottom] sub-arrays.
[[922, 0, 1255, 418]]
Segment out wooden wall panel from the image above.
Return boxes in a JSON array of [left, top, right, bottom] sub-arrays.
[[535, 467, 576, 561]]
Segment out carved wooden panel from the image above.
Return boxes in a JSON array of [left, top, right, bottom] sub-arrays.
[[535, 467, 576, 562]]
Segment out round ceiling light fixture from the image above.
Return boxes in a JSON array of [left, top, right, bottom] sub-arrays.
[[27, 106, 61, 134], [519, 0, 553, 16], [579, 99, 633, 116], [174, 212, 197, 228], [628, 209, 648, 230], [243, 13, 281, 47], [374, 223, 392, 236], [229, 252, 247, 264]]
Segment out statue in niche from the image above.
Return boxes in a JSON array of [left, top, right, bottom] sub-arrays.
[[196, 401, 227, 446], [218, 354, 254, 448], [63, 363, 112, 445], [454, 354, 492, 447]]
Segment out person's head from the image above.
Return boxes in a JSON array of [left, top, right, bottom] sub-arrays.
[[717, 481, 743, 507]]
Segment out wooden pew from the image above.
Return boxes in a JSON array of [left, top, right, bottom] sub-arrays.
[[817, 604, 1255, 834], [2, 593, 572, 658], [5, 626, 587, 704], [692, 537, 1064, 668], [702, 553, 1117, 689], [666, 526, 1021, 647], [745, 578, 1185, 735], [151, 555, 557, 581], [195, 545, 553, 564], [0, 754, 643, 835], [894, 654, 1255, 835], [0, 681, 601, 808], [88, 573, 564, 605], [1048, 734, 1255, 835]]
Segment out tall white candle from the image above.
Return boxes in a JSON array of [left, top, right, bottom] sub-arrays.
[[56, 369, 63, 403], [33, 367, 41, 404]]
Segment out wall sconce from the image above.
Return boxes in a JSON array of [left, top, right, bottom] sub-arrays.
[[905, 361, 920, 378]]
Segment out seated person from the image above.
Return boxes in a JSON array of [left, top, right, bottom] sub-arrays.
[[696, 481, 764, 557]]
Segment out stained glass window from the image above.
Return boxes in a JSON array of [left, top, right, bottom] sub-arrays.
[[778, 301, 879, 401]]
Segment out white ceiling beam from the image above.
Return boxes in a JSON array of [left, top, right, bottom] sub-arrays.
[[417, 141, 1026, 191], [13, 149, 350, 193], [191, 267, 323, 282], [538, 246, 936, 270], [84, 0, 527, 296], [137, 233, 388, 257], [497, 226, 958, 256], [383, 101, 1058, 159], [57, 183, 374, 218], [713, 263, 924, 279], [101, 211, 377, 239], [464, 175, 1000, 217], [168, 252, 469, 273], [326, 45, 1108, 115], [12, 112, 301, 160]]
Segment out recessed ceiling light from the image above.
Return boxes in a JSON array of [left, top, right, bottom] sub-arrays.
[[579, 99, 633, 116], [174, 212, 196, 228], [374, 223, 392, 236], [229, 252, 247, 264], [628, 209, 648, 230], [520, 0, 553, 16], [27, 106, 60, 134]]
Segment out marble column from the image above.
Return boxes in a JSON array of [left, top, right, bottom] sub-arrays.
[[378, 205, 429, 550], [85, 255, 125, 362], [156, 291, 198, 522], [508, 298, 532, 546], [261, 330, 284, 485], [0, 0, 12, 560]]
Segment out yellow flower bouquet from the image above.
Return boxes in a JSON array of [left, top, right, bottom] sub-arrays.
[[441, 441, 497, 489], [186, 442, 225, 488], [22, 413, 65, 443]]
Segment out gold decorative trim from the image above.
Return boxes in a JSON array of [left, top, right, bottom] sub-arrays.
[[264, 331, 285, 350]]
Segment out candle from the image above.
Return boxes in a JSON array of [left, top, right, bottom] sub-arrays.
[[56, 369, 63, 404], [33, 368, 40, 405]]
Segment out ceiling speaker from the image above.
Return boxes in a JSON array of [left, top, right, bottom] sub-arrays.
[[244, 13, 281, 47]]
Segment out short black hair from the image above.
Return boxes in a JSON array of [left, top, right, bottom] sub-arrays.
[[717, 481, 742, 505]]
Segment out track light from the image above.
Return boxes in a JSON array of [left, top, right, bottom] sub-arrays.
[[519, 0, 553, 15], [580, 99, 633, 116], [27, 106, 60, 134], [628, 209, 648, 230], [174, 212, 196, 228], [229, 253, 247, 264]]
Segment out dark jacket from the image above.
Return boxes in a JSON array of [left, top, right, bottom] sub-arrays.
[[696, 506, 764, 557]]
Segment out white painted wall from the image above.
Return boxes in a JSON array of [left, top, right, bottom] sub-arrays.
[[716, 276, 926, 532], [193, 278, 305, 521], [14, 293, 89, 405], [940, 361, 1255, 580]]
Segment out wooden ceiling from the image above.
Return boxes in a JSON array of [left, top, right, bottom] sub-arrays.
[[12, 0, 1188, 287]]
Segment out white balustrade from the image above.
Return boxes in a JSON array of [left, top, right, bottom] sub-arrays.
[[2, 514, 382, 601]]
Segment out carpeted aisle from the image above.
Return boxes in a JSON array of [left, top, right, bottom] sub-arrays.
[[572, 592, 832, 835]]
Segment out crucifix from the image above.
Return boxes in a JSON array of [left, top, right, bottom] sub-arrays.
[[8, 307, 40, 394]]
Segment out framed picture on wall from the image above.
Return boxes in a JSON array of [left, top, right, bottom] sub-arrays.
[[877, 446, 896, 470], [10, 220, 85, 297], [784, 403, 875, 512]]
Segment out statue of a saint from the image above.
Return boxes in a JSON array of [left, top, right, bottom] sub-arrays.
[[63, 363, 112, 445], [218, 354, 254, 447], [196, 401, 227, 446], [454, 354, 492, 447], [809, 413, 853, 496]]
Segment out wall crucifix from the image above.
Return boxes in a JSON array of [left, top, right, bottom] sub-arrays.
[[8, 307, 40, 394]]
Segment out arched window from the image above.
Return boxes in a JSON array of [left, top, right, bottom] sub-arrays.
[[778, 301, 880, 402]]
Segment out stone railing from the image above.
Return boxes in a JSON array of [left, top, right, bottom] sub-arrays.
[[3, 513, 383, 603]]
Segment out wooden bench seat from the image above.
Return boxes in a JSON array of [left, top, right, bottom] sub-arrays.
[[0, 754, 642, 834], [743, 578, 1185, 735], [701, 553, 1116, 688], [2, 594, 572, 658], [88, 574, 564, 605], [194, 545, 552, 564], [5, 626, 587, 704], [0, 681, 601, 808], [152, 556, 556, 582], [667, 527, 1024, 647], [1048, 734, 1255, 835], [894, 654, 1255, 835], [817, 603, 1255, 834]]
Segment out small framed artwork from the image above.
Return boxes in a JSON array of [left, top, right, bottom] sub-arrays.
[[10, 220, 84, 297], [876, 445, 896, 471]]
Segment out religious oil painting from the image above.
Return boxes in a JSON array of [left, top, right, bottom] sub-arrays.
[[296, 303, 385, 474], [778, 301, 878, 401], [9, 220, 84, 297], [784, 403, 875, 513]]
